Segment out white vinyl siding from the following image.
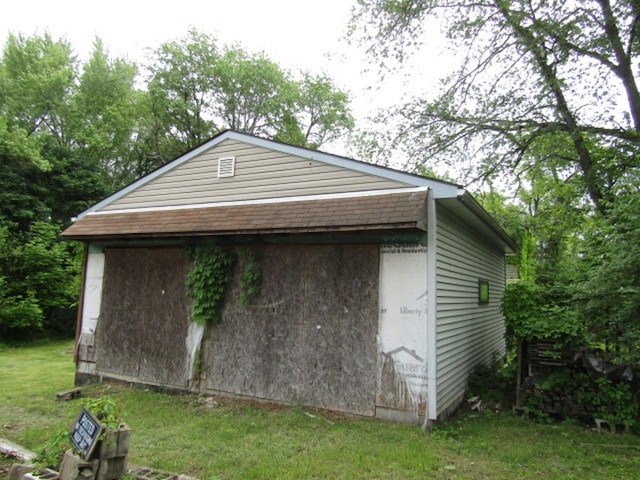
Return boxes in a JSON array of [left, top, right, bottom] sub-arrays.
[[104, 139, 410, 211], [435, 206, 507, 418]]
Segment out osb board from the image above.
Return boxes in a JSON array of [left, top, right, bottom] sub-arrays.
[[95, 247, 192, 387], [203, 244, 379, 416]]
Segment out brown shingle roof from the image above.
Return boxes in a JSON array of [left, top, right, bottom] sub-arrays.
[[62, 190, 427, 240]]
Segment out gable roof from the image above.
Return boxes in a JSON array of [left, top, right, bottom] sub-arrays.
[[76, 130, 460, 218], [62, 130, 516, 252]]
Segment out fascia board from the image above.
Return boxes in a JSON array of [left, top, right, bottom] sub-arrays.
[[454, 190, 518, 253]]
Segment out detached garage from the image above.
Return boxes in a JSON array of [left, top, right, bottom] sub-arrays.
[[62, 130, 516, 425]]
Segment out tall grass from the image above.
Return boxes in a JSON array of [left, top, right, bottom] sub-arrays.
[[1, 341, 639, 479]]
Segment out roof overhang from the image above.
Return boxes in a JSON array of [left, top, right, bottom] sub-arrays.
[[62, 189, 428, 241], [438, 190, 518, 254]]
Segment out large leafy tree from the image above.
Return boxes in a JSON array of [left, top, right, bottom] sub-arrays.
[[0, 34, 123, 339], [0, 34, 126, 226], [295, 73, 355, 149], [0, 33, 74, 153], [70, 38, 140, 190], [352, 1, 640, 361], [142, 29, 354, 170], [142, 30, 220, 161], [0, 33, 76, 228], [578, 189, 640, 361], [351, 0, 640, 213]]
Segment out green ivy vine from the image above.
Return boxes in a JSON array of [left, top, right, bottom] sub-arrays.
[[239, 248, 262, 305], [185, 245, 262, 324], [185, 245, 236, 325]]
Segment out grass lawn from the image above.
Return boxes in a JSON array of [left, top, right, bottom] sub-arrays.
[[1, 341, 639, 479]]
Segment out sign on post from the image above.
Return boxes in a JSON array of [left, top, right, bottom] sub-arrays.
[[71, 407, 102, 459]]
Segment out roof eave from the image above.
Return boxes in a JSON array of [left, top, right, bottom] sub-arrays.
[[62, 223, 426, 242], [455, 190, 518, 254]]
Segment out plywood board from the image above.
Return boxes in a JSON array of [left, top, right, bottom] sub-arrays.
[[203, 244, 378, 415], [95, 247, 192, 388]]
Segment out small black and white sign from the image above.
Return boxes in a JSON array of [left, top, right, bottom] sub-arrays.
[[71, 407, 102, 459]]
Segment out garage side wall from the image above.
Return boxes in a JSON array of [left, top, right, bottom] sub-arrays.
[[435, 208, 507, 418]]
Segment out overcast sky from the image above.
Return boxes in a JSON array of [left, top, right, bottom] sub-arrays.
[[1, 0, 451, 157]]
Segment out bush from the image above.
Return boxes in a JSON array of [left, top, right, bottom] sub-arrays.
[[502, 280, 583, 346], [0, 221, 79, 340], [466, 357, 516, 407]]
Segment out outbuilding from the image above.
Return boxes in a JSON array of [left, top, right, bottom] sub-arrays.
[[62, 130, 516, 425]]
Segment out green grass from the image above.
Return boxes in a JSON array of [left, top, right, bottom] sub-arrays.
[[1, 341, 640, 479]]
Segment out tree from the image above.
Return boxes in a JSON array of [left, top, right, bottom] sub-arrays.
[[70, 38, 140, 190], [294, 73, 355, 149], [578, 190, 640, 361], [143, 29, 219, 162], [0, 33, 77, 228], [0, 34, 113, 340], [0, 34, 116, 228], [0, 221, 80, 338], [142, 29, 354, 169], [350, 0, 640, 213], [212, 46, 298, 137], [352, 1, 640, 367], [0, 33, 75, 152]]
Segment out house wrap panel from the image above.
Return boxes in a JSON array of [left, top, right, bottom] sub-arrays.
[[103, 138, 409, 211], [435, 207, 507, 418]]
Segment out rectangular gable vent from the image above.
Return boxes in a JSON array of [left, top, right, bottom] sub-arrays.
[[217, 157, 235, 178]]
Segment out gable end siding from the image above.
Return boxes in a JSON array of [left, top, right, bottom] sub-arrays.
[[435, 206, 507, 417], [103, 139, 411, 210]]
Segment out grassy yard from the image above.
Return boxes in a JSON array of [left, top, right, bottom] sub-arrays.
[[1, 341, 639, 479]]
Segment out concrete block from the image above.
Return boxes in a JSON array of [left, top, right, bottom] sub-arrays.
[[22, 468, 58, 480], [115, 424, 131, 457], [9, 464, 35, 480], [95, 456, 127, 480], [96, 424, 130, 460], [59, 449, 98, 480]]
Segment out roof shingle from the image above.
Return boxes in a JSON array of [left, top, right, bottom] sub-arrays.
[[61, 190, 428, 240]]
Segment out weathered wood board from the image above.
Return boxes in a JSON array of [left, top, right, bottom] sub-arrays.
[[95, 247, 192, 387], [203, 244, 379, 416], [93, 243, 379, 416]]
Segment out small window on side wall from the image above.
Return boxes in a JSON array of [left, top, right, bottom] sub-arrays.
[[478, 279, 490, 305]]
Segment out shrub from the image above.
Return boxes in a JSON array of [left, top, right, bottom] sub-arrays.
[[466, 357, 516, 407], [502, 280, 583, 345]]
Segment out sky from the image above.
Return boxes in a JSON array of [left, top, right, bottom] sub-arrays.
[[0, 0, 451, 158]]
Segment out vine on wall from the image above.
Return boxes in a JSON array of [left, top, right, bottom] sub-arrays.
[[239, 248, 262, 305], [185, 245, 236, 325], [185, 245, 262, 325]]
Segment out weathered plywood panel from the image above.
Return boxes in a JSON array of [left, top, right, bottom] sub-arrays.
[[95, 247, 192, 388], [203, 244, 378, 416]]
